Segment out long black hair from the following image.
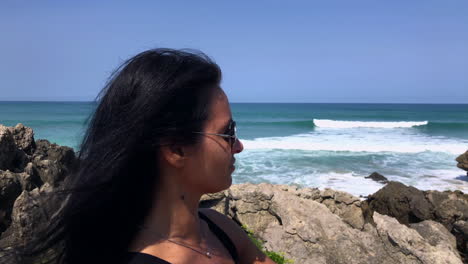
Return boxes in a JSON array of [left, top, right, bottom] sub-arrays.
[[8, 48, 222, 264]]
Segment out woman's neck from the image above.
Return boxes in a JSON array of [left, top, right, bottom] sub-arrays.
[[148, 185, 203, 240], [129, 175, 206, 253]]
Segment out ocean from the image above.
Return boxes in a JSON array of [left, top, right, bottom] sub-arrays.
[[1, 102, 468, 196]]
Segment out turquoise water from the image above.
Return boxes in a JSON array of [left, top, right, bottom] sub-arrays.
[[1, 102, 468, 196], [234, 103, 468, 140]]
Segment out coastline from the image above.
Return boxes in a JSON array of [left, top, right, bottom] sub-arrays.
[[2, 102, 468, 197], [1, 123, 468, 263]]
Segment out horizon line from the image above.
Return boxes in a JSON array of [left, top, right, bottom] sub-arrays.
[[0, 100, 467, 105]]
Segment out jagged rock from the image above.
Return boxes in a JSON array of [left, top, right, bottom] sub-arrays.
[[0, 183, 64, 248], [0, 125, 74, 246], [410, 220, 457, 251], [425, 190, 468, 228], [456, 151, 468, 173], [8, 123, 36, 155], [374, 213, 461, 264], [294, 186, 322, 200], [225, 184, 385, 263], [453, 220, 468, 254], [0, 170, 22, 234], [366, 181, 433, 225], [200, 190, 229, 213], [32, 140, 76, 186], [14, 170, 41, 191], [318, 188, 365, 229], [426, 190, 468, 259], [365, 172, 389, 184], [0, 126, 16, 170], [21, 162, 43, 191], [202, 183, 463, 264], [0, 125, 28, 172], [365, 181, 468, 262]]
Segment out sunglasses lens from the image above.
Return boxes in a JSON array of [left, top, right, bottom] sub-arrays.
[[231, 122, 237, 148], [225, 121, 236, 148], [232, 122, 236, 136]]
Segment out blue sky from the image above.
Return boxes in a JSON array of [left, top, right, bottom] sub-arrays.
[[0, 1, 467, 103]]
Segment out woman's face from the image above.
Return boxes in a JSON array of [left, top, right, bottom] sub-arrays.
[[184, 88, 243, 194]]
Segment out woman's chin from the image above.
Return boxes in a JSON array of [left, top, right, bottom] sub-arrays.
[[219, 178, 232, 192], [213, 176, 233, 193]]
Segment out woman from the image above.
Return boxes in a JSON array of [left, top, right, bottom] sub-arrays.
[[9, 49, 276, 264]]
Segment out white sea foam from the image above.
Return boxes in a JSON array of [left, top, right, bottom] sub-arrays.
[[305, 169, 468, 197], [233, 121, 468, 196], [313, 119, 428, 128], [239, 130, 468, 154], [233, 149, 468, 197], [304, 172, 386, 197]]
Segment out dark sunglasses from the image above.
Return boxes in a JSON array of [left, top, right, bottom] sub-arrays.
[[193, 120, 237, 149]]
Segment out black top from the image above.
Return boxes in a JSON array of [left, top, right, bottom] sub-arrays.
[[125, 211, 239, 264]]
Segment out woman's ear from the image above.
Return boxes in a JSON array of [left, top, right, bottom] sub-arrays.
[[160, 145, 186, 168]]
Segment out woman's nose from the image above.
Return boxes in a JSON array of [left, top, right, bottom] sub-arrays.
[[232, 138, 243, 154]]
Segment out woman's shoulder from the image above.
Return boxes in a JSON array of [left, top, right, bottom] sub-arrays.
[[199, 208, 246, 250], [198, 208, 274, 264], [198, 208, 239, 231]]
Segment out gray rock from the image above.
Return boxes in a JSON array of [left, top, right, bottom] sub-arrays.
[[365, 181, 468, 262], [32, 140, 76, 186], [0, 125, 28, 172], [0, 170, 22, 234], [200, 191, 229, 213], [8, 123, 36, 155], [14, 170, 41, 191], [456, 151, 468, 172], [319, 188, 365, 229], [426, 190, 468, 257], [410, 220, 457, 251], [0, 125, 73, 247], [0, 126, 16, 170], [453, 220, 468, 253], [0, 184, 64, 248], [366, 181, 434, 225], [374, 213, 462, 264], [425, 190, 468, 228], [202, 183, 463, 264], [365, 172, 389, 184]]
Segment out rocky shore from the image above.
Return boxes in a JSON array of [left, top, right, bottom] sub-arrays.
[[457, 151, 468, 176], [1, 124, 468, 263]]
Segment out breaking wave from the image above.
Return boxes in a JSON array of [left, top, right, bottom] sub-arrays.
[[313, 119, 428, 129]]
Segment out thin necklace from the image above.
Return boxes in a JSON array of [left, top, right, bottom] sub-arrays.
[[165, 237, 213, 258], [139, 226, 215, 259]]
